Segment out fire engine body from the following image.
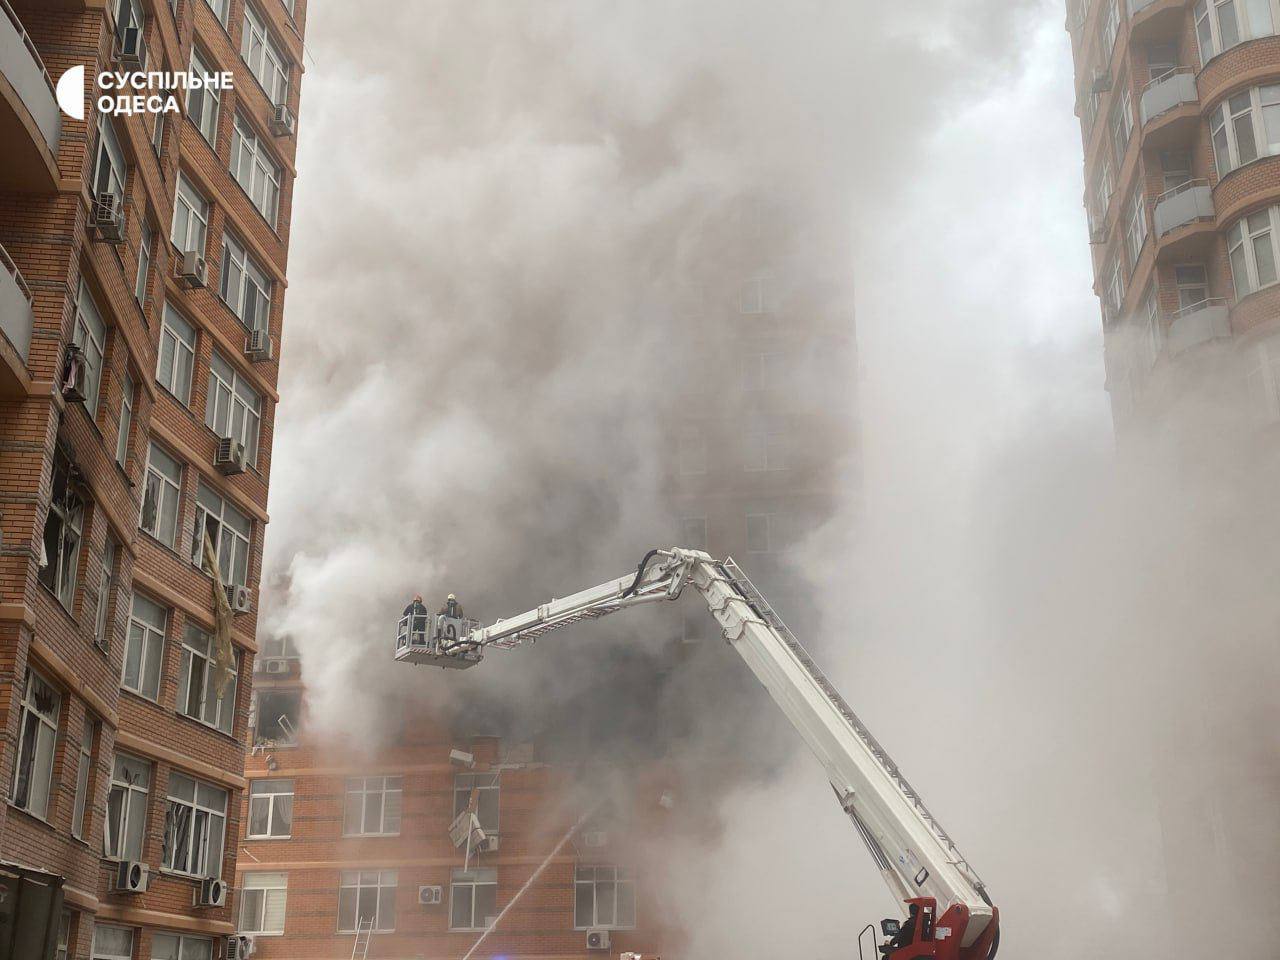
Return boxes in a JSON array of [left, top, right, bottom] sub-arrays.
[[394, 548, 999, 960]]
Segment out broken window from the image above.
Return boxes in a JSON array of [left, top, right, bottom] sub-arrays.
[[574, 865, 636, 930], [449, 868, 496, 931], [253, 689, 300, 746], [11, 669, 61, 820], [93, 537, 118, 650], [104, 753, 149, 860], [344, 776, 402, 836], [179, 624, 237, 735], [140, 442, 182, 547], [452, 773, 500, 835], [162, 772, 227, 877], [191, 481, 251, 587], [338, 869, 396, 932], [38, 451, 85, 609]]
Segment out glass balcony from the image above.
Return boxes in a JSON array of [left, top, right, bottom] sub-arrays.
[[0, 0, 61, 191], [1154, 180, 1214, 237], [1167, 298, 1231, 356]]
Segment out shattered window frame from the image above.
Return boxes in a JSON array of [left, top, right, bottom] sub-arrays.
[[452, 773, 500, 835]]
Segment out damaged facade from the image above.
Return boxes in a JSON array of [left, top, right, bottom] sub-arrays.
[[0, 0, 305, 954]]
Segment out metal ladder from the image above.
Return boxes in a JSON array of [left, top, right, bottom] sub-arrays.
[[719, 558, 987, 892], [351, 917, 374, 959]]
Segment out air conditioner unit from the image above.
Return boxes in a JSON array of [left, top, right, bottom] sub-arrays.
[[215, 436, 248, 476], [115, 860, 149, 893], [418, 884, 443, 906], [449, 748, 475, 769], [115, 26, 143, 68], [61, 344, 87, 402], [477, 834, 499, 853], [196, 877, 228, 907], [92, 192, 126, 243], [226, 935, 256, 960], [179, 250, 207, 288], [1091, 69, 1112, 94], [264, 658, 288, 674], [226, 583, 253, 614], [586, 929, 611, 951], [269, 103, 296, 137], [245, 329, 274, 362], [583, 830, 609, 848]]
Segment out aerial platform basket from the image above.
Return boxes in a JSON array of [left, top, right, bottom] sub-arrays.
[[395, 611, 483, 668]]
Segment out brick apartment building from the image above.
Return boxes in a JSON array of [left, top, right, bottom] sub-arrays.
[[1066, 0, 1280, 951], [0, 0, 305, 956]]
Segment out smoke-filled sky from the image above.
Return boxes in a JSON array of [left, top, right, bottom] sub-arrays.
[[264, 2, 1279, 957]]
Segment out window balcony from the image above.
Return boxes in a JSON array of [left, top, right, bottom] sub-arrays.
[[1153, 180, 1216, 264], [1140, 69, 1199, 149], [0, 243, 33, 397], [1128, 0, 1189, 43], [1167, 298, 1232, 356], [0, 0, 61, 192]]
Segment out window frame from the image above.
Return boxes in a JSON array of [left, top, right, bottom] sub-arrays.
[[205, 350, 262, 467], [343, 775, 403, 837], [162, 771, 228, 879], [39, 450, 85, 609], [104, 752, 150, 861], [93, 536, 118, 650], [230, 112, 283, 226], [10, 668, 61, 821], [122, 592, 167, 701], [452, 773, 500, 835], [449, 867, 496, 932], [71, 718, 95, 841], [171, 173, 210, 255], [73, 280, 108, 417], [156, 302, 197, 405], [338, 869, 398, 933], [1227, 206, 1280, 298], [241, 3, 290, 106], [115, 370, 134, 467], [1195, 0, 1279, 63], [187, 46, 222, 146], [219, 231, 272, 333], [240, 871, 288, 935], [177, 623, 238, 736], [140, 442, 183, 548], [246, 778, 293, 839], [190, 481, 252, 588], [151, 933, 214, 960], [90, 924, 134, 960], [1124, 188, 1148, 269], [573, 864, 637, 931], [134, 220, 153, 308]]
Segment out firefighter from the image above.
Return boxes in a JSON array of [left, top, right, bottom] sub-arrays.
[[440, 593, 464, 619], [403, 594, 430, 638]]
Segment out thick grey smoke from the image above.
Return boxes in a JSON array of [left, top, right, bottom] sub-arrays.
[[265, 2, 1278, 958]]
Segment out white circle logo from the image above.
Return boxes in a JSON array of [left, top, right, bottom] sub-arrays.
[[56, 65, 85, 121]]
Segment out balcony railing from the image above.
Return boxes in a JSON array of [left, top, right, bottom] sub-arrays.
[[0, 0, 60, 152], [1128, 0, 1161, 14], [1168, 297, 1231, 355], [1154, 179, 1214, 236], [0, 243, 33, 364], [1140, 69, 1198, 125]]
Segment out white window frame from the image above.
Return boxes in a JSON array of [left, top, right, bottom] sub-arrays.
[[171, 173, 210, 255], [92, 113, 127, 205], [338, 870, 397, 933], [240, 872, 288, 935], [1227, 206, 1280, 298], [90, 924, 134, 960], [241, 4, 290, 105], [1141, 284, 1163, 370], [247, 778, 293, 838], [93, 536, 117, 649], [739, 275, 775, 315], [1100, 1, 1122, 58], [178, 623, 237, 735], [1195, 0, 1278, 63], [344, 776, 403, 837], [40, 451, 84, 609], [11, 668, 61, 821], [1104, 255, 1126, 320], [140, 442, 182, 548], [71, 719, 94, 840], [74, 281, 108, 417], [1094, 156, 1114, 224], [203, 0, 229, 25], [452, 773, 500, 835], [187, 47, 222, 145], [151, 933, 214, 960], [1211, 83, 1280, 176], [220, 231, 272, 332], [230, 113, 283, 225], [191, 482, 252, 587], [122, 592, 167, 701], [745, 513, 779, 554], [134, 220, 153, 307], [157, 302, 197, 404], [104, 752, 150, 860], [573, 864, 637, 930], [743, 426, 788, 472], [1111, 85, 1133, 165], [205, 350, 262, 467], [115, 370, 134, 467], [1124, 189, 1148, 269], [1175, 264, 1210, 310], [162, 771, 228, 878], [449, 868, 496, 932]]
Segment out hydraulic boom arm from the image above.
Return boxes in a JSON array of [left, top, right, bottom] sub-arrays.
[[394, 548, 999, 960]]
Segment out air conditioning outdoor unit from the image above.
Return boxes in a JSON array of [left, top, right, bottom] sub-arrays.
[[115, 26, 143, 68], [264, 658, 288, 674], [196, 877, 228, 907], [477, 834, 499, 853], [269, 103, 296, 137], [92, 193, 126, 243], [449, 748, 475, 769], [226, 584, 253, 614], [418, 884, 443, 906], [1091, 69, 1112, 94], [215, 436, 248, 475], [62, 344, 87, 402], [583, 830, 609, 848], [586, 929, 611, 951], [115, 860, 149, 893], [226, 935, 256, 959], [245, 329, 274, 362], [179, 250, 207, 288]]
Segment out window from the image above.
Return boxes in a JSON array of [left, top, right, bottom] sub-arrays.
[[92, 113, 127, 206], [73, 281, 108, 416], [1228, 207, 1280, 298], [259, 634, 299, 660], [1142, 285, 1163, 369], [150, 102, 165, 156], [203, 0, 229, 25], [104, 753, 149, 860], [680, 516, 707, 551], [72, 718, 95, 840], [205, 351, 262, 466], [253, 689, 300, 746], [93, 536, 117, 649], [247, 778, 293, 838], [739, 275, 775, 314], [1245, 336, 1280, 420], [240, 872, 287, 934], [677, 425, 707, 475], [1161, 149, 1192, 194], [1094, 157, 1114, 222], [112, 0, 147, 69], [1147, 43, 1178, 82], [1195, 0, 1276, 63], [151, 933, 212, 960], [745, 514, 779, 554], [1110, 86, 1133, 165], [453, 773, 499, 834], [140, 443, 182, 547], [122, 593, 166, 700], [1124, 189, 1147, 268], [1212, 83, 1280, 178], [55, 911, 71, 960], [339, 870, 397, 933], [90, 925, 133, 960], [1104, 255, 1126, 321], [171, 173, 210, 255], [187, 48, 221, 145], [11, 669, 60, 820], [191, 482, 252, 587], [743, 426, 788, 472], [220, 232, 272, 332], [230, 113, 283, 225], [116, 371, 134, 466], [39, 450, 85, 608], [241, 5, 290, 105], [163, 772, 228, 877], [574, 865, 636, 930], [1175, 264, 1210, 309], [344, 776, 402, 836], [178, 624, 237, 735], [157, 302, 196, 403], [448, 868, 495, 931]]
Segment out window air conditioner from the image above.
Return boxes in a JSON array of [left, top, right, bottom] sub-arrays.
[[196, 877, 228, 907], [179, 250, 207, 288], [214, 436, 248, 476], [269, 103, 296, 137], [92, 193, 126, 243], [478, 834, 499, 853], [226, 935, 256, 959], [245, 329, 274, 362], [1091, 69, 1112, 94], [586, 929, 611, 951], [115, 860, 149, 893], [61, 344, 87, 403], [418, 884, 443, 906], [115, 26, 143, 68]]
